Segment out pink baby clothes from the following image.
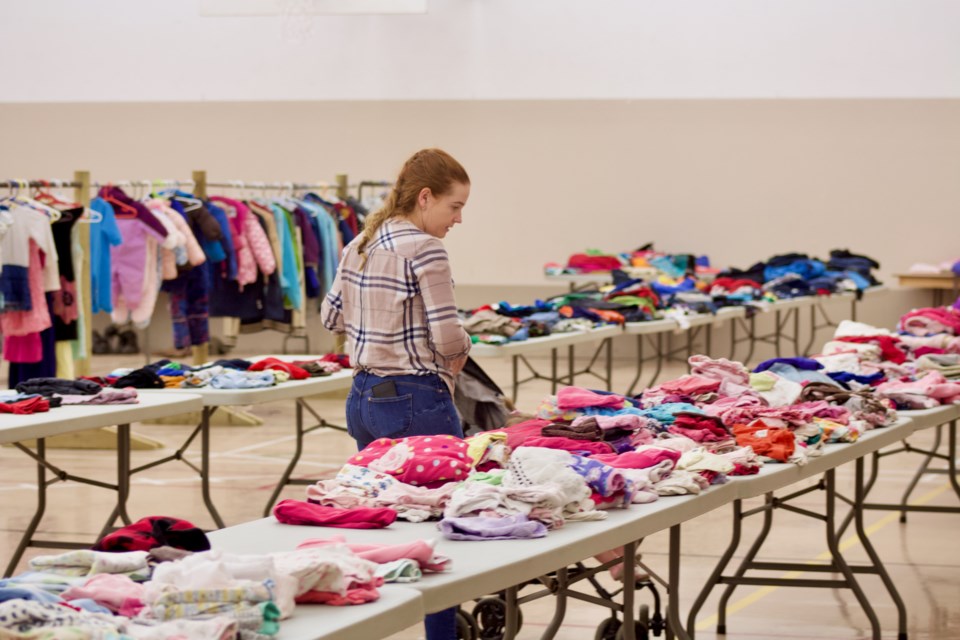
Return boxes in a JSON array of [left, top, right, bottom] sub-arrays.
[[645, 375, 721, 400], [900, 307, 960, 336], [57, 388, 139, 405], [877, 371, 960, 405], [591, 448, 681, 469], [61, 573, 146, 617], [295, 583, 380, 606], [150, 200, 205, 280], [556, 387, 629, 410], [210, 197, 276, 289], [687, 355, 753, 395], [273, 499, 397, 529], [296, 536, 449, 573], [111, 217, 166, 313], [3, 332, 43, 363], [572, 414, 654, 431], [517, 436, 614, 456], [371, 481, 460, 521], [1, 242, 55, 338], [348, 435, 472, 488]]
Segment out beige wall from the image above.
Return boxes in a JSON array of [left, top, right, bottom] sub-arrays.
[[1, 99, 955, 352]]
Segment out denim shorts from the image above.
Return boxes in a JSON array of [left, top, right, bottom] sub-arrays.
[[346, 370, 462, 451]]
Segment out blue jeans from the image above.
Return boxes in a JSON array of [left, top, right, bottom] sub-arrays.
[[346, 371, 462, 450], [346, 370, 461, 640]]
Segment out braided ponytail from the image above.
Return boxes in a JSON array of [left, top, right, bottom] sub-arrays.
[[357, 148, 469, 269]]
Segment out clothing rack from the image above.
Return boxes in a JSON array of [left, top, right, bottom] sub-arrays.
[[201, 174, 350, 200], [357, 179, 392, 202], [193, 170, 352, 356], [2, 173, 94, 377]]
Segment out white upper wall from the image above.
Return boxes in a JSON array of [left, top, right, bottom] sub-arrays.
[[3, 0, 960, 102]]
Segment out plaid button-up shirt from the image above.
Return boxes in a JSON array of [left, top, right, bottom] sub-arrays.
[[321, 218, 471, 393]]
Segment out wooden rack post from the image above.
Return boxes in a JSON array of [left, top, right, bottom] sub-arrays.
[[74, 170, 93, 377], [191, 170, 210, 367]]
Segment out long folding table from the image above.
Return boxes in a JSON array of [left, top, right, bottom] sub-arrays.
[[470, 325, 621, 402], [1, 392, 204, 576], [267, 587, 424, 640], [623, 307, 746, 396], [208, 482, 738, 640], [687, 406, 960, 640], [141, 365, 355, 528]]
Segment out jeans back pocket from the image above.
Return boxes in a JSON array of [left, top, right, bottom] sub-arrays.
[[365, 394, 414, 440]]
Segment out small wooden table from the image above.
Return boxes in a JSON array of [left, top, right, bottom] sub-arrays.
[[896, 272, 960, 306]]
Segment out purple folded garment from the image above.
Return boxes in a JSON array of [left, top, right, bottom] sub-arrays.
[[439, 514, 548, 541]]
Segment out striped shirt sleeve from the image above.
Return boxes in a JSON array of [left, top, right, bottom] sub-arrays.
[[411, 238, 471, 361], [320, 247, 347, 335]]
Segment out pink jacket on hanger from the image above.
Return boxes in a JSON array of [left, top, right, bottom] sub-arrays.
[[209, 196, 276, 289]]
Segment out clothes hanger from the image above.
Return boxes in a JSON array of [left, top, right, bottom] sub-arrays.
[[9, 179, 62, 222], [100, 183, 139, 219]]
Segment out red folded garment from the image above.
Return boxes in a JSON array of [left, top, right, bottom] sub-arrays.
[[273, 499, 397, 529], [248, 357, 310, 379], [320, 353, 352, 368], [0, 396, 50, 414], [835, 336, 906, 364], [567, 253, 622, 273], [668, 412, 730, 442], [295, 583, 381, 606], [488, 419, 552, 449]]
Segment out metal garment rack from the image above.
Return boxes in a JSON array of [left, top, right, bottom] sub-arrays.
[[356, 179, 392, 202], [193, 171, 351, 356]]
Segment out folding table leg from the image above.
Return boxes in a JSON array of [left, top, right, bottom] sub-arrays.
[[605, 337, 613, 391], [853, 458, 908, 640], [511, 355, 519, 404], [947, 420, 960, 502], [621, 540, 637, 640], [649, 334, 665, 387], [627, 336, 645, 397], [540, 567, 569, 640], [774, 310, 783, 358], [744, 316, 757, 364], [98, 424, 134, 541], [667, 526, 693, 640], [264, 399, 306, 516], [503, 585, 520, 640], [686, 500, 744, 638], [716, 494, 774, 634], [550, 349, 558, 394], [4, 439, 48, 577], [824, 469, 881, 639], [200, 407, 226, 529]]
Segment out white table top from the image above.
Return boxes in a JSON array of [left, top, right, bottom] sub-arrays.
[[470, 325, 621, 358], [726, 404, 960, 501], [622, 306, 746, 336], [140, 367, 354, 407], [271, 587, 423, 640], [0, 392, 203, 445], [209, 481, 736, 614]]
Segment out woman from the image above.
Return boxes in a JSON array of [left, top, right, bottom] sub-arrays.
[[321, 148, 471, 640]]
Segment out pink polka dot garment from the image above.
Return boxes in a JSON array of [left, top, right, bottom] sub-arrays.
[[348, 435, 473, 489]]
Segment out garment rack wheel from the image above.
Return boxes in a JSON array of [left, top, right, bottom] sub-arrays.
[[456, 607, 480, 640], [472, 595, 523, 640], [595, 605, 651, 640]]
